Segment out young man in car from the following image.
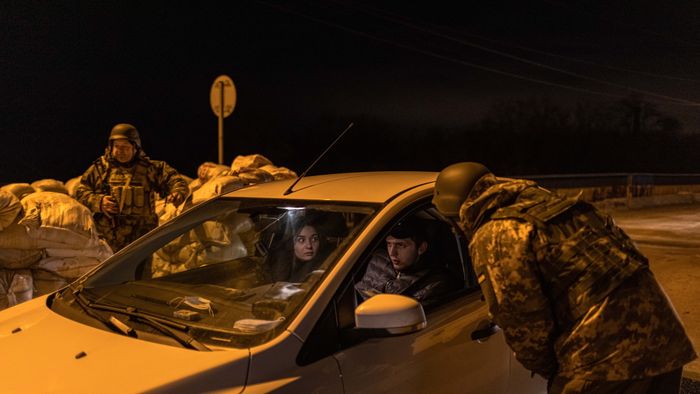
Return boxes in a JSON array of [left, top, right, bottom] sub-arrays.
[[432, 162, 697, 394], [355, 218, 459, 307]]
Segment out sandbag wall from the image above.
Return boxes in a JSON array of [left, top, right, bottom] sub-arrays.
[[0, 188, 112, 310], [152, 154, 297, 277], [0, 153, 297, 306]]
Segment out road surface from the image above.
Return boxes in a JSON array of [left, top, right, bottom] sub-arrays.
[[610, 204, 700, 383]]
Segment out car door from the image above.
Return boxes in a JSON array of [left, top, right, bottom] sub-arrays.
[[332, 206, 513, 394], [336, 291, 511, 394]]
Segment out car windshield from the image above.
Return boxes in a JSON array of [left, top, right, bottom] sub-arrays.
[[55, 198, 376, 349]]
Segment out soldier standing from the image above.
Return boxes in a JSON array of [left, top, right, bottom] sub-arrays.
[[432, 162, 696, 393], [76, 123, 189, 252]]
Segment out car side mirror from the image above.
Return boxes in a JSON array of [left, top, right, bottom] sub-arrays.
[[354, 294, 426, 336]]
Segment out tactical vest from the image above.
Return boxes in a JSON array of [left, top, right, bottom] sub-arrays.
[[97, 158, 155, 219], [488, 186, 647, 326]]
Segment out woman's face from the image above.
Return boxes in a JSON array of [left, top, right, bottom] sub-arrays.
[[294, 225, 320, 262]]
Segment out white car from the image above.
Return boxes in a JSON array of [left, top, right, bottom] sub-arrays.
[[0, 172, 546, 393]]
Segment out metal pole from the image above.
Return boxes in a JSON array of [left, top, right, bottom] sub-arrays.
[[218, 80, 224, 165]]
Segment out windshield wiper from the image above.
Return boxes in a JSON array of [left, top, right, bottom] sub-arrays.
[[87, 301, 210, 351], [68, 286, 136, 338]]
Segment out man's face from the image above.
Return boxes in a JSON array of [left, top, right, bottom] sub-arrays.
[[111, 139, 135, 163], [385, 235, 427, 271]]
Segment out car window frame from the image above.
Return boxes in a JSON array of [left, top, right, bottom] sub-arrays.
[[296, 196, 481, 366]]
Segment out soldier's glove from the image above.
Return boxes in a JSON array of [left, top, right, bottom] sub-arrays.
[[165, 192, 185, 207], [101, 195, 119, 214]]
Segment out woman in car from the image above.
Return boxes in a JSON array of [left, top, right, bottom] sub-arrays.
[[269, 219, 327, 283]]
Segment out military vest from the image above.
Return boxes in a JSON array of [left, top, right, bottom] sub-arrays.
[[489, 186, 647, 326], [97, 157, 155, 218]]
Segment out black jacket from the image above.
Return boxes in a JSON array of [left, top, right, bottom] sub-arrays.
[[355, 249, 458, 307]]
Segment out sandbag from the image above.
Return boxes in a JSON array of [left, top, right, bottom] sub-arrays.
[[151, 254, 189, 278], [0, 223, 84, 250], [237, 168, 275, 184], [197, 162, 230, 182], [194, 219, 248, 256], [31, 179, 68, 195], [19, 191, 100, 249], [158, 200, 189, 225], [188, 178, 204, 193], [0, 190, 22, 231], [152, 215, 252, 277], [32, 269, 69, 296], [231, 154, 273, 172], [34, 255, 102, 280], [64, 176, 82, 198], [191, 175, 245, 204], [0, 248, 45, 269], [259, 164, 298, 181], [0, 183, 35, 200], [45, 238, 112, 261]]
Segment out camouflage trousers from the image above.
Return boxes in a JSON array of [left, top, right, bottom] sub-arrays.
[[95, 214, 157, 252], [549, 368, 683, 394]]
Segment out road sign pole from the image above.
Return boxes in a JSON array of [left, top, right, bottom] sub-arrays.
[[218, 80, 224, 164], [210, 74, 236, 165]]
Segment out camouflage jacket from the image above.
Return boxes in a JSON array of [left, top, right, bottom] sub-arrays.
[[75, 152, 188, 221], [459, 175, 696, 380], [355, 249, 459, 307]]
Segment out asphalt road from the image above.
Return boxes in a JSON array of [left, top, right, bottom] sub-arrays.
[[609, 203, 700, 390]]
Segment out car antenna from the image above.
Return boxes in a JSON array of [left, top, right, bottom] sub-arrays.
[[283, 122, 354, 196]]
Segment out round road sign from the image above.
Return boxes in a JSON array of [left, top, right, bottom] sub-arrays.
[[210, 75, 236, 118]]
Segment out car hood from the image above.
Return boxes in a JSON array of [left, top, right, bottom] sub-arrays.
[[0, 296, 250, 393]]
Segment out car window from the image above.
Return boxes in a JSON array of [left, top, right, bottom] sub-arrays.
[[54, 198, 377, 349], [296, 202, 479, 365], [353, 205, 476, 310]]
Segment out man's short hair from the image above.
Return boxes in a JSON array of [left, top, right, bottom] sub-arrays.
[[388, 218, 426, 245]]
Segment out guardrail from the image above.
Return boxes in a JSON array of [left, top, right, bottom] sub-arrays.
[[522, 173, 700, 209], [4, 172, 700, 209]]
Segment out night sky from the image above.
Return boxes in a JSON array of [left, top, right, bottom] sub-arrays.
[[3, 1, 700, 183]]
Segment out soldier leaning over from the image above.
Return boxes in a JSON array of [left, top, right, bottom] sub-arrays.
[[76, 123, 189, 252], [433, 162, 696, 394]]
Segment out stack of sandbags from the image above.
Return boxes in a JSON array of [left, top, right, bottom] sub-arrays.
[[153, 154, 297, 275], [19, 192, 103, 250], [0, 191, 112, 309], [152, 214, 253, 277], [31, 179, 69, 195], [189, 154, 297, 207], [0, 183, 35, 200], [231, 154, 297, 181], [159, 155, 296, 226]]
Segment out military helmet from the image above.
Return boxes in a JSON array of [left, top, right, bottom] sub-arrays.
[[432, 162, 491, 218], [109, 123, 141, 149]]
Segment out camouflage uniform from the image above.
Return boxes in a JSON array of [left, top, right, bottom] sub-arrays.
[[75, 151, 188, 252], [458, 175, 696, 385]]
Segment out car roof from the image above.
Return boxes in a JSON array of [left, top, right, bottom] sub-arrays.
[[225, 171, 438, 203]]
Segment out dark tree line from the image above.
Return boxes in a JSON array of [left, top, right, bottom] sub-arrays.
[[286, 95, 699, 177]]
